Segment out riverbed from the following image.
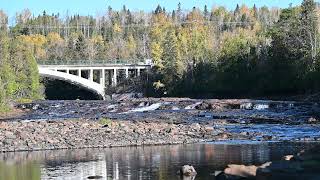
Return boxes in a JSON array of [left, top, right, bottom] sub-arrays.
[[6, 98, 320, 142]]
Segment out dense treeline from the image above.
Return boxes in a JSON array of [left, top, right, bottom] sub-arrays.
[[2, 3, 280, 62], [0, 30, 42, 111], [0, 0, 319, 106]]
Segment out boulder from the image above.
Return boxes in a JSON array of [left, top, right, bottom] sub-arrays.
[[282, 155, 294, 161], [180, 165, 197, 177], [224, 164, 258, 178], [190, 123, 201, 131], [195, 101, 211, 110], [308, 117, 318, 124]]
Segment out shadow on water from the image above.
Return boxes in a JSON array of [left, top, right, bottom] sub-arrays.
[[42, 78, 102, 100], [0, 142, 318, 180]]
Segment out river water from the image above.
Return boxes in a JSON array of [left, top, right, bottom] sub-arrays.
[[0, 141, 319, 180], [2, 99, 320, 179]]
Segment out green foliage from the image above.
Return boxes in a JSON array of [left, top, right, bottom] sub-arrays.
[[99, 118, 112, 126], [0, 78, 8, 112], [1, 1, 320, 101], [26, 52, 42, 99], [0, 25, 43, 111]]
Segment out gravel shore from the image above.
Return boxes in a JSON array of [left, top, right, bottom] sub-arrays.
[[0, 119, 235, 152]]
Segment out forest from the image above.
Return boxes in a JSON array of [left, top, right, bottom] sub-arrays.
[[0, 0, 320, 110]]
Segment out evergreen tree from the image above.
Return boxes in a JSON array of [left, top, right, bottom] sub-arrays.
[[75, 33, 86, 59], [177, 2, 182, 22], [300, 0, 318, 62], [253, 4, 258, 19], [162, 29, 184, 93], [204, 5, 209, 20]]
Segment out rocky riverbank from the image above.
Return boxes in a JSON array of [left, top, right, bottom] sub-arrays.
[[1, 98, 320, 152], [0, 119, 244, 152]]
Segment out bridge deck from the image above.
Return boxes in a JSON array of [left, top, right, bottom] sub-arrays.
[[37, 59, 152, 66]]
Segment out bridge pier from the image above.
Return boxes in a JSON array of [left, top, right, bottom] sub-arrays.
[[137, 68, 141, 76], [89, 69, 94, 82], [78, 69, 82, 77], [112, 69, 117, 86], [101, 69, 106, 88], [125, 68, 129, 79]]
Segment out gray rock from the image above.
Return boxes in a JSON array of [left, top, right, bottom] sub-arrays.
[[180, 165, 197, 176]]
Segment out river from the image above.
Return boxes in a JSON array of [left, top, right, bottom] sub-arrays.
[[1, 98, 320, 179], [0, 141, 318, 180]]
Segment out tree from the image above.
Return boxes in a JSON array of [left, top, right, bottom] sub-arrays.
[[126, 34, 137, 59], [300, 0, 318, 63], [177, 2, 182, 22], [0, 77, 7, 110], [151, 42, 163, 69], [269, 7, 301, 61], [204, 5, 209, 20], [0, 10, 8, 30], [162, 30, 183, 81], [47, 32, 65, 61], [253, 4, 258, 19], [0, 31, 16, 99], [75, 33, 86, 60]]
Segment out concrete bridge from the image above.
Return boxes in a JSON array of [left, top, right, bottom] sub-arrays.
[[38, 60, 152, 99]]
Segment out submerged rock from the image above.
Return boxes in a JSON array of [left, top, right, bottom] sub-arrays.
[[87, 175, 103, 179]]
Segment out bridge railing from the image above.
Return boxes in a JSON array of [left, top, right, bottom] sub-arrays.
[[37, 59, 151, 66]]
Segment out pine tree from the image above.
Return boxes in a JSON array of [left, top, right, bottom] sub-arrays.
[[204, 5, 209, 20], [234, 4, 240, 16], [162, 29, 183, 92], [26, 51, 41, 99], [253, 4, 258, 19], [177, 2, 182, 22], [155, 5, 163, 14], [75, 33, 86, 60]]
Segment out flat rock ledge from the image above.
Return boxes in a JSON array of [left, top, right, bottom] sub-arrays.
[[0, 119, 228, 152]]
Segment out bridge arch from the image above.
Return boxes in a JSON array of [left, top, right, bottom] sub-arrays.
[[39, 68, 105, 99]]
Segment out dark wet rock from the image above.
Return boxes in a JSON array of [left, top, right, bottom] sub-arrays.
[[296, 145, 320, 162], [195, 101, 212, 110], [87, 175, 103, 179], [262, 135, 273, 141]]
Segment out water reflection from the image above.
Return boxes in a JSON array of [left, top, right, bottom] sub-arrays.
[[0, 142, 318, 180], [0, 161, 40, 180]]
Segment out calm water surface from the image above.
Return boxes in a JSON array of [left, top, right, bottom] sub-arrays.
[[0, 142, 318, 180]]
